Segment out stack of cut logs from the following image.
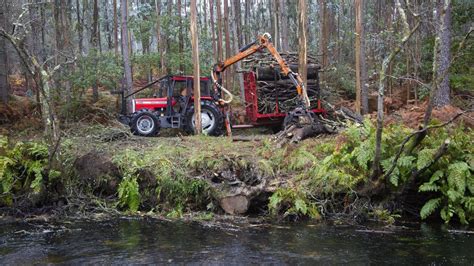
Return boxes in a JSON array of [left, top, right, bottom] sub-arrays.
[[242, 51, 321, 114]]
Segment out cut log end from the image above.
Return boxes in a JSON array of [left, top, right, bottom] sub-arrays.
[[219, 195, 250, 215]]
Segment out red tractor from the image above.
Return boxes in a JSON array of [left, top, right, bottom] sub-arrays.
[[119, 75, 224, 137]]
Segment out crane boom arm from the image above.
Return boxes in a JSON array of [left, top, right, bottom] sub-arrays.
[[212, 33, 310, 108]]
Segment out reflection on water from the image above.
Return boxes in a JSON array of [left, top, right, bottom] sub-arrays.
[[0, 218, 473, 264]]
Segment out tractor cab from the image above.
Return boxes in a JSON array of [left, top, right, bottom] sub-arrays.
[[123, 75, 224, 137]]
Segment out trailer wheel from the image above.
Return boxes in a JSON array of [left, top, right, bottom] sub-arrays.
[[184, 100, 224, 136], [130, 109, 160, 137]]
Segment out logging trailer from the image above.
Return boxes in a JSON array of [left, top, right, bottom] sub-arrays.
[[119, 33, 326, 136]]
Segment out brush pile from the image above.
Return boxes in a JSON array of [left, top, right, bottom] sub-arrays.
[[256, 80, 320, 113], [242, 51, 322, 115], [241, 51, 319, 70]]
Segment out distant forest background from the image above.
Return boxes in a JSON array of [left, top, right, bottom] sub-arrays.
[[0, 0, 472, 114]]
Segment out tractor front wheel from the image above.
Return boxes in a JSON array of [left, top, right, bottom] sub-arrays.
[[184, 100, 224, 136], [130, 109, 160, 137]]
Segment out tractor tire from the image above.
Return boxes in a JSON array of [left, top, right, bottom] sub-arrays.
[[184, 100, 224, 136], [130, 109, 160, 137]]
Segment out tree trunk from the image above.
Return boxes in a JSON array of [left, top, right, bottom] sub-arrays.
[[0, 29, 61, 162], [273, 0, 280, 50], [223, 0, 232, 90], [114, 0, 119, 56], [279, 0, 289, 51], [178, 0, 184, 72], [121, 0, 133, 113], [434, 0, 451, 107], [104, 0, 113, 51], [216, 0, 223, 61], [371, 0, 420, 179], [231, 0, 245, 103], [298, 0, 307, 88], [165, 0, 172, 73], [190, 0, 202, 134], [155, 0, 165, 75], [319, 0, 329, 68], [0, 0, 9, 104], [210, 0, 217, 61], [355, 0, 368, 114], [91, 0, 100, 102], [244, 0, 250, 44], [355, 0, 362, 114], [76, 0, 84, 55], [233, 0, 242, 50]]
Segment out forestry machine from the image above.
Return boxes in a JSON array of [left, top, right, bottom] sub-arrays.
[[119, 75, 225, 137], [211, 32, 320, 131], [119, 33, 324, 138]]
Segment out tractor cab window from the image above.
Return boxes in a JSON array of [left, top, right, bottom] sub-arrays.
[[188, 80, 211, 96], [156, 81, 167, 97], [172, 80, 192, 97], [199, 81, 211, 96]]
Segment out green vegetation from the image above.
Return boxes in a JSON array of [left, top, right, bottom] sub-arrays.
[[1, 120, 472, 225], [260, 121, 473, 224], [0, 136, 60, 206], [269, 187, 320, 220], [110, 141, 219, 216]]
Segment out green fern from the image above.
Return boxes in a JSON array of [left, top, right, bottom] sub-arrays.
[[417, 148, 436, 170], [420, 197, 442, 220], [463, 197, 474, 213], [419, 183, 440, 192], [448, 162, 469, 194], [288, 148, 316, 171], [118, 176, 140, 212]]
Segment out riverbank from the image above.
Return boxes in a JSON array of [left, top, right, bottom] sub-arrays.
[[0, 118, 473, 226]]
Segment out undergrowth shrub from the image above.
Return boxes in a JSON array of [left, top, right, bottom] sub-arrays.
[[0, 136, 60, 206], [112, 145, 211, 214], [271, 120, 473, 224], [268, 187, 320, 220]]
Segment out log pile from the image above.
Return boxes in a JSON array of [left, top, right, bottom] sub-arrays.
[[242, 51, 322, 115], [241, 51, 320, 70], [256, 80, 320, 113]]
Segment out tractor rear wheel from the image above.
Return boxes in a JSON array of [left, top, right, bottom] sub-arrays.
[[130, 109, 160, 137], [184, 100, 224, 136]]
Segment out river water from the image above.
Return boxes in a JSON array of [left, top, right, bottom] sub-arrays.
[[0, 218, 473, 264]]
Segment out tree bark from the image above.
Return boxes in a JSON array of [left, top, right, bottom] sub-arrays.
[[231, 0, 245, 103], [273, 0, 280, 50], [76, 0, 84, 55], [223, 0, 232, 90], [178, 0, 185, 72], [114, 0, 119, 56], [210, 0, 217, 61], [319, 0, 329, 68], [190, 0, 202, 134], [355, 0, 368, 114], [91, 0, 100, 102], [0, 0, 9, 104], [244, 0, 250, 44], [216, 0, 223, 61], [434, 0, 451, 107], [355, 0, 362, 114], [233, 0, 242, 50], [121, 0, 133, 113], [279, 0, 289, 51], [298, 0, 307, 88]]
